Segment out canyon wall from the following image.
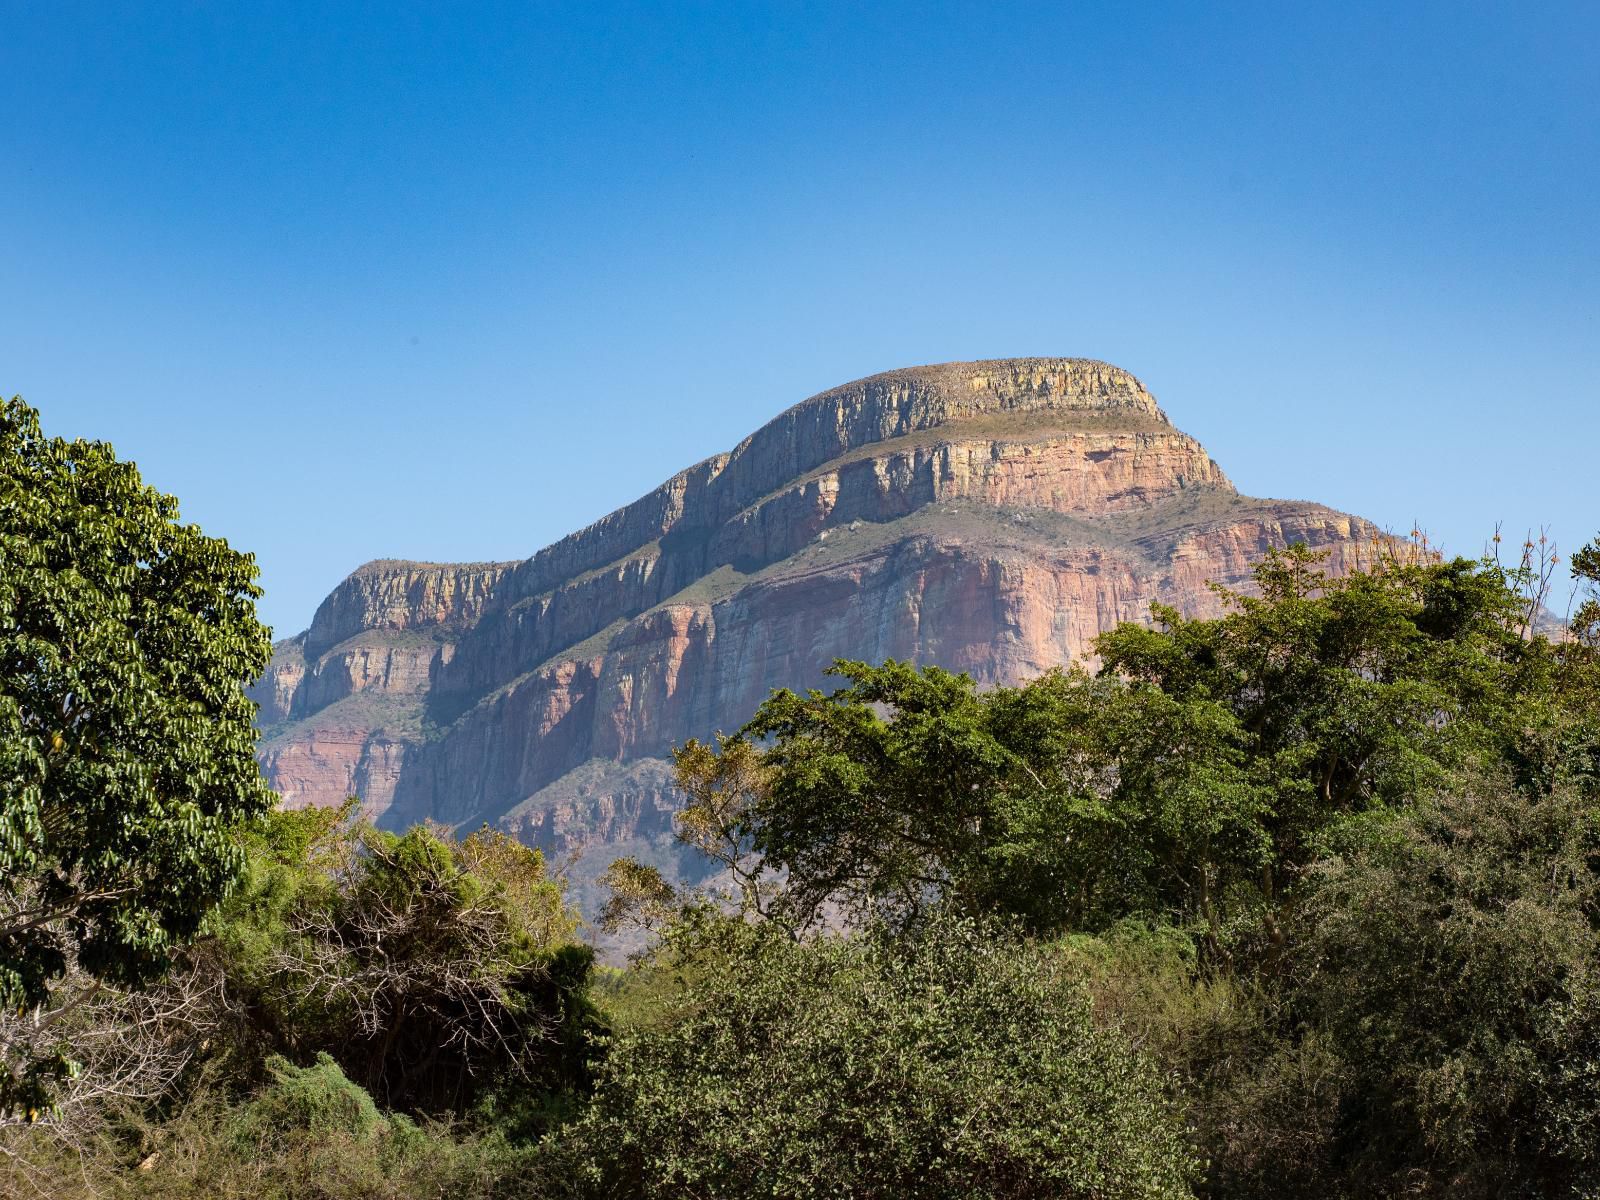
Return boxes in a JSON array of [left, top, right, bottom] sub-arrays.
[[250, 358, 1387, 901]]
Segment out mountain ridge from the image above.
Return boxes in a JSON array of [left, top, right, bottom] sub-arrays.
[[250, 358, 1385, 906]]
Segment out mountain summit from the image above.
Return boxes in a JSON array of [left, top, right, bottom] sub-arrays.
[[250, 358, 1381, 896]]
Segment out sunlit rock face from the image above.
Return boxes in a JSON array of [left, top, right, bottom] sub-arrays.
[[250, 358, 1384, 906]]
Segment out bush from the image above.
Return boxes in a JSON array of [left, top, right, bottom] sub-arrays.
[[0, 1066, 543, 1200], [551, 912, 1197, 1200], [211, 808, 600, 1121], [230, 1053, 384, 1142], [1179, 774, 1600, 1200]]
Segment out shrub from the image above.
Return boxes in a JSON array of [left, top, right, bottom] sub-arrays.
[[551, 912, 1196, 1200], [1176, 773, 1600, 1200], [213, 809, 600, 1121], [230, 1053, 384, 1143]]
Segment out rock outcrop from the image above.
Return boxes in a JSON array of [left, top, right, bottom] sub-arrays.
[[251, 358, 1387, 907]]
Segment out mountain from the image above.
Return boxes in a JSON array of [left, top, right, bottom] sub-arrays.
[[250, 358, 1384, 906]]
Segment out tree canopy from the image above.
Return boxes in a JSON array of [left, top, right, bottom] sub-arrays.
[[557, 913, 1195, 1200], [1, 397, 274, 1115], [674, 545, 1572, 961]]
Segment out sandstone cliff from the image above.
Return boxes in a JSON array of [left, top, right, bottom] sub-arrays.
[[250, 358, 1387, 909]]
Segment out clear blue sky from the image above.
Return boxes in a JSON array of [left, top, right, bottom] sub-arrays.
[[3, 2, 1595, 638]]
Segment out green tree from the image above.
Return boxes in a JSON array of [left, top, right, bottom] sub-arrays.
[[1093, 543, 1547, 956], [554, 911, 1196, 1200], [1573, 534, 1600, 650], [677, 659, 1173, 933], [1279, 773, 1600, 1198], [697, 547, 1560, 959], [725, 659, 1102, 929], [216, 806, 598, 1122], [0, 397, 273, 1115]]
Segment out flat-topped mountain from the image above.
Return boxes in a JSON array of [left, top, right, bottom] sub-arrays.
[[250, 358, 1383, 906]]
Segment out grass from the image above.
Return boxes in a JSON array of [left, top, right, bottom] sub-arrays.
[[257, 691, 429, 750]]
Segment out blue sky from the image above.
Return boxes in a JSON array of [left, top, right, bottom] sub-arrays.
[[3, 1, 1595, 637]]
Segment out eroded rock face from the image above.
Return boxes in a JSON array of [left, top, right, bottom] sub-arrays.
[[303, 561, 514, 657], [251, 359, 1387, 885]]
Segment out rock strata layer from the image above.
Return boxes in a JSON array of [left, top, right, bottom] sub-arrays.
[[251, 359, 1387, 909]]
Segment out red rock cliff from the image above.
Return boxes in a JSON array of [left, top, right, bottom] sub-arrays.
[[250, 358, 1387, 892]]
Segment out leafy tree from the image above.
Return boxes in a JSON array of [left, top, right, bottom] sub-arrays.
[[1572, 534, 1600, 650], [0, 397, 273, 1116], [219, 806, 598, 1120], [553, 911, 1196, 1200], [1278, 773, 1600, 1198], [674, 660, 1133, 933], [1093, 543, 1550, 955], [688, 547, 1562, 960]]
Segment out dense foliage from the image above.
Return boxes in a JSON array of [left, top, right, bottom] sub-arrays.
[[1, 397, 274, 1116], [213, 806, 599, 1119], [1288, 777, 1600, 1197], [1, 807, 596, 1197], [556, 913, 1194, 1200], [647, 540, 1600, 1199], [679, 543, 1563, 962], [5, 395, 1599, 1200]]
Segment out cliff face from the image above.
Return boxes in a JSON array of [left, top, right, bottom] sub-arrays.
[[252, 561, 515, 817], [251, 358, 1387, 893]]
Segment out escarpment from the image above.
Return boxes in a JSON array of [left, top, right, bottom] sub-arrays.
[[251, 358, 1388, 904]]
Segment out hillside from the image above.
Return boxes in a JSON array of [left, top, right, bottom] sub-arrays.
[[249, 358, 1384, 899]]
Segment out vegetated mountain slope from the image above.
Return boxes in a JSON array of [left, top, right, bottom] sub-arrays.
[[250, 358, 1384, 903]]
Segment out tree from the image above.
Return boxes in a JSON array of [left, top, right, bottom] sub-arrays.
[[1573, 535, 1600, 651], [221, 806, 598, 1120], [553, 912, 1196, 1200], [0, 396, 274, 1116], [1092, 543, 1550, 957], [679, 546, 1562, 961], [1278, 773, 1600, 1198], [691, 659, 1134, 933]]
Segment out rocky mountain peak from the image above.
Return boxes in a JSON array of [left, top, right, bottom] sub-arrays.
[[250, 358, 1382, 925], [772, 358, 1167, 436]]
